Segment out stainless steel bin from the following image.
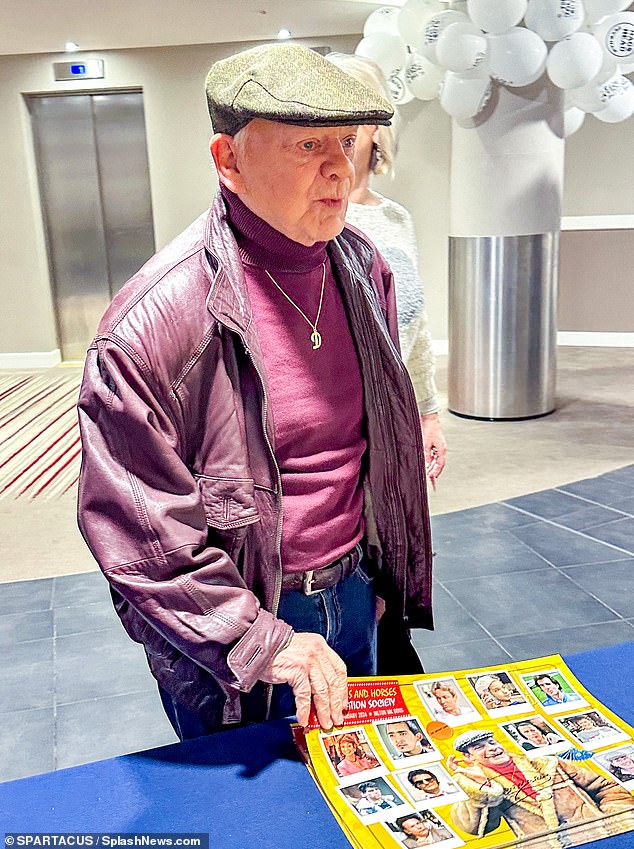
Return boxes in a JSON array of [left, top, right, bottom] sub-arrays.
[[448, 232, 558, 420]]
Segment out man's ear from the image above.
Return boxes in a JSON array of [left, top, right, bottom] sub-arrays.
[[210, 133, 242, 193]]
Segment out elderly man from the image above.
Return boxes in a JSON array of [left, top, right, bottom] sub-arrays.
[[77, 42, 433, 739], [447, 730, 634, 846]]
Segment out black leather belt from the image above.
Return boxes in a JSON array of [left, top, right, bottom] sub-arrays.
[[281, 543, 363, 595]]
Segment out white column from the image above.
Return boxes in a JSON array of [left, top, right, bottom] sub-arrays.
[[448, 82, 565, 419]]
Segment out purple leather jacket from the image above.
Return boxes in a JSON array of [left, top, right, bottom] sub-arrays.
[[77, 193, 433, 727]]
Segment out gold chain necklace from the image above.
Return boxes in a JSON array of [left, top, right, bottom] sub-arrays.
[[264, 263, 326, 350]]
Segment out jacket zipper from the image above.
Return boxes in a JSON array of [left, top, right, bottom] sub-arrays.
[[234, 333, 284, 720]]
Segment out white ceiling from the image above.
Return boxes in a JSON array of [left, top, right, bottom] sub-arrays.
[[0, 0, 393, 56]]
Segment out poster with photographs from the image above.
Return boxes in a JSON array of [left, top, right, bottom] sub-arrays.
[[392, 762, 466, 809], [300, 656, 634, 849], [414, 676, 481, 728], [499, 715, 569, 758], [520, 668, 587, 714], [466, 670, 530, 717], [336, 776, 411, 824], [555, 709, 631, 751], [320, 726, 386, 786], [374, 716, 441, 767], [382, 808, 464, 849], [594, 745, 634, 790]]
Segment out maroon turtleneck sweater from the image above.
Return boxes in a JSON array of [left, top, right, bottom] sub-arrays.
[[222, 186, 366, 574]]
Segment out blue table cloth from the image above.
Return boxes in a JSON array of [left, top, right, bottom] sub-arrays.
[[1, 641, 633, 848]]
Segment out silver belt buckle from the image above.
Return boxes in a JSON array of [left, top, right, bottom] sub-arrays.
[[302, 569, 322, 596]]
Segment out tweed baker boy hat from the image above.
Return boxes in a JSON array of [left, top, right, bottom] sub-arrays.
[[205, 43, 394, 135]]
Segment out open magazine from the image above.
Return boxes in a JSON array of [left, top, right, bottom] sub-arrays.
[[295, 654, 634, 849]]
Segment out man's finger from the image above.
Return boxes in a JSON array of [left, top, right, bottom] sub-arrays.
[[291, 672, 313, 727], [308, 664, 336, 729]]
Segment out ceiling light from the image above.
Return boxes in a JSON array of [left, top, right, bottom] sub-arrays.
[[65, 41, 80, 52], [277, 28, 292, 39]]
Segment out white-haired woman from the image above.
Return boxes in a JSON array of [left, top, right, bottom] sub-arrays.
[[327, 52, 447, 488]]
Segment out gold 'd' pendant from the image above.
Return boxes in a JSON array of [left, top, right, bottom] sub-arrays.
[[311, 330, 322, 350]]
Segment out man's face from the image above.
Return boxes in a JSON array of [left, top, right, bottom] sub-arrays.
[[365, 786, 382, 801], [518, 724, 545, 745], [223, 119, 357, 246], [387, 722, 423, 755], [613, 755, 634, 770], [577, 716, 595, 730], [402, 817, 431, 838], [537, 677, 560, 698], [434, 686, 459, 712], [410, 772, 441, 795], [465, 736, 513, 768]]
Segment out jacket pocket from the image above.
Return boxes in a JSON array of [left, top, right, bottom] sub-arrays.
[[194, 475, 260, 530]]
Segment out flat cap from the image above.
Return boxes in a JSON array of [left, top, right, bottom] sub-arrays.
[[205, 43, 394, 135], [454, 730, 495, 754]]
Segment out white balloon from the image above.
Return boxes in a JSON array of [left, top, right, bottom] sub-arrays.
[[568, 68, 626, 111], [387, 69, 416, 105], [355, 32, 409, 79], [418, 10, 469, 63], [546, 33, 605, 89], [466, 0, 528, 34], [563, 105, 587, 136], [397, 0, 444, 47], [439, 67, 493, 118], [364, 6, 401, 37], [404, 51, 446, 99], [523, 0, 585, 42], [594, 12, 634, 71], [436, 21, 488, 72], [583, 0, 633, 26], [487, 27, 548, 86], [594, 75, 634, 121]]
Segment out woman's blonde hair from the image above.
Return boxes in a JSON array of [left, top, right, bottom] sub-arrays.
[[326, 52, 399, 176]]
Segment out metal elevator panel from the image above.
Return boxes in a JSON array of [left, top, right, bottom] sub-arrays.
[[92, 93, 155, 296], [28, 92, 155, 361]]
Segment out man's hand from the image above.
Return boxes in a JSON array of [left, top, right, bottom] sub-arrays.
[[420, 412, 447, 489], [446, 755, 489, 785], [261, 632, 348, 729]]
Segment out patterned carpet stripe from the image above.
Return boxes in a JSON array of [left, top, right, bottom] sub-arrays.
[[0, 372, 82, 499]]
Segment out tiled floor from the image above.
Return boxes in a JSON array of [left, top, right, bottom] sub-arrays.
[[1, 465, 633, 783], [414, 464, 634, 670]]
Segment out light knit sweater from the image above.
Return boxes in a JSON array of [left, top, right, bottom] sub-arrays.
[[346, 196, 438, 415]]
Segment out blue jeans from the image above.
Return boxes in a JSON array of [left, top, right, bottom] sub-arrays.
[[269, 555, 377, 720], [159, 554, 376, 739]]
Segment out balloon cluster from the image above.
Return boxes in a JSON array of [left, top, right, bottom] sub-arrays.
[[355, 0, 634, 132]]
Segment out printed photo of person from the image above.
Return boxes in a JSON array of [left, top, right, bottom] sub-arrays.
[[375, 716, 440, 767], [500, 716, 568, 757], [446, 729, 634, 845], [466, 671, 529, 717], [384, 809, 464, 848], [414, 677, 481, 728], [392, 764, 466, 809], [521, 668, 586, 714], [555, 710, 630, 751], [321, 727, 385, 785], [337, 776, 409, 823], [594, 745, 634, 790]]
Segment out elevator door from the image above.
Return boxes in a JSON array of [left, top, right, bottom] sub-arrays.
[[29, 92, 155, 360]]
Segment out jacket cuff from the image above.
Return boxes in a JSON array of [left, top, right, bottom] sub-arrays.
[[227, 608, 293, 692]]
